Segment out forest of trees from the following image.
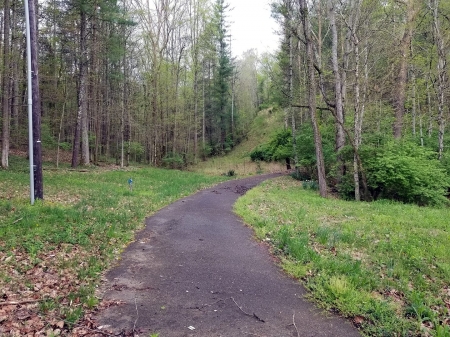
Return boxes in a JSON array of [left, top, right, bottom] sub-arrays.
[[0, 0, 260, 170], [0, 0, 449, 204], [254, 0, 450, 205]]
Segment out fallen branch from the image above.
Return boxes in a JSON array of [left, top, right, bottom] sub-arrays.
[[231, 297, 265, 323], [0, 299, 41, 306], [188, 297, 265, 323], [12, 217, 23, 225]]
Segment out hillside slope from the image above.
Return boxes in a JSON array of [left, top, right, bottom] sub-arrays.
[[191, 108, 287, 176]]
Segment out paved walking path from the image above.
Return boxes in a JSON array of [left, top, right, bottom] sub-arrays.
[[95, 174, 361, 336]]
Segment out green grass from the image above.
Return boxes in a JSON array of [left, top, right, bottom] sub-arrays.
[[234, 176, 450, 337], [0, 156, 227, 329]]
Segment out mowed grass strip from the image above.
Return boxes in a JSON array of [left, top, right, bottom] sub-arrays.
[[0, 156, 227, 333], [234, 176, 450, 337]]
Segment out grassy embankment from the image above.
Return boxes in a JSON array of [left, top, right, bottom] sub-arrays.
[[234, 177, 450, 337], [191, 108, 286, 176], [0, 156, 227, 335]]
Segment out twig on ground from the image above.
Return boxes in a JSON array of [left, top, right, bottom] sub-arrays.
[[231, 297, 265, 323], [133, 294, 139, 336], [188, 297, 265, 323], [293, 311, 300, 337], [12, 217, 23, 225], [0, 299, 41, 306]]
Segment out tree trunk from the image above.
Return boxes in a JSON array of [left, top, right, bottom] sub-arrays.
[[11, 0, 20, 147], [289, 34, 298, 170], [57, 78, 67, 168], [431, 0, 447, 160], [80, 9, 89, 166], [1, 0, 11, 169], [353, 35, 361, 201], [393, 0, 417, 139], [299, 0, 327, 197], [329, 1, 345, 183]]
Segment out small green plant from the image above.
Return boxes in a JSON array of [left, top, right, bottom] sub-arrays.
[[39, 299, 57, 313], [63, 307, 83, 327], [84, 295, 99, 309]]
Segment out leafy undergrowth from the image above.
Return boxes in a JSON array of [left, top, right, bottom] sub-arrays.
[[0, 156, 227, 336], [234, 176, 450, 337]]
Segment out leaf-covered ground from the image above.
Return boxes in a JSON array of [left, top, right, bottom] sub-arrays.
[[1, 157, 227, 336]]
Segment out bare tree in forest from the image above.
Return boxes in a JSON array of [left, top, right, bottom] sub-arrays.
[[430, 0, 447, 159], [298, 0, 327, 197], [393, 0, 419, 139], [72, 6, 89, 167], [329, 0, 345, 182], [1, 0, 11, 169]]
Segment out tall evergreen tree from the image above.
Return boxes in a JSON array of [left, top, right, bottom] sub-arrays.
[[211, 0, 233, 152]]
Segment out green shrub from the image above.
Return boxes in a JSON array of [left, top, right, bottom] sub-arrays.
[[363, 141, 449, 206], [250, 145, 271, 162], [40, 123, 57, 149], [162, 152, 185, 170], [250, 129, 292, 163], [128, 142, 144, 162], [201, 144, 213, 159], [59, 142, 72, 151]]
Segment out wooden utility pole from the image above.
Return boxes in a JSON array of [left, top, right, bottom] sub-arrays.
[[29, 0, 43, 199]]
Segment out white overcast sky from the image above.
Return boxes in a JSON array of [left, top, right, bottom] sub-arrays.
[[226, 0, 280, 58]]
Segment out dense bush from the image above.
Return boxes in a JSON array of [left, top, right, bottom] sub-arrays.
[[364, 141, 450, 206], [249, 129, 292, 163], [339, 141, 450, 206], [250, 125, 335, 176]]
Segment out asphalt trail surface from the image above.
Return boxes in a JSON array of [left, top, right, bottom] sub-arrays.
[[95, 174, 361, 336]]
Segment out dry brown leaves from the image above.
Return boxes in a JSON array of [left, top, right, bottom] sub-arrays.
[[0, 245, 121, 336]]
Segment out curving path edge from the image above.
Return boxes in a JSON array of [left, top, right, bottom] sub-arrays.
[[94, 174, 361, 337]]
